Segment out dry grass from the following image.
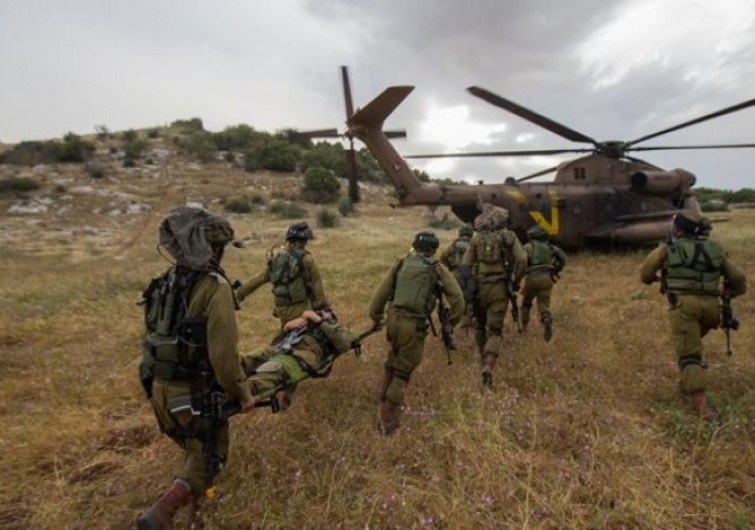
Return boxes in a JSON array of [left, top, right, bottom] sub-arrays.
[[0, 160, 753, 529]]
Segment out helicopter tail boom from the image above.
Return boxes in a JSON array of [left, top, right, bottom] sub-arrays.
[[348, 86, 443, 205]]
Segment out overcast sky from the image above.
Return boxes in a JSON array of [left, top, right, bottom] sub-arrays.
[[1, 0, 754, 188]]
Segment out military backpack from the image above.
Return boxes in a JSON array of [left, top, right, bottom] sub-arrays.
[[665, 237, 724, 295], [140, 266, 209, 386], [528, 240, 555, 273], [447, 237, 469, 270], [268, 246, 310, 306], [391, 252, 440, 318]]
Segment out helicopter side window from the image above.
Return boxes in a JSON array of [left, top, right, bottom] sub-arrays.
[[573, 202, 582, 215], [572, 167, 586, 180]]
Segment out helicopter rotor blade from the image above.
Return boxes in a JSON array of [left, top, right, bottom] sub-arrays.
[[627, 97, 755, 146], [467, 86, 598, 145], [623, 155, 663, 169], [289, 128, 341, 140], [516, 165, 561, 183], [406, 148, 592, 159], [385, 129, 408, 139], [341, 65, 355, 120], [627, 143, 755, 152]]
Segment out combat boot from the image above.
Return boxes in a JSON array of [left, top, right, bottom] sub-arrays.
[[690, 391, 717, 422], [481, 352, 497, 390], [543, 319, 553, 342], [378, 401, 401, 435], [137, 480, 192, 530]]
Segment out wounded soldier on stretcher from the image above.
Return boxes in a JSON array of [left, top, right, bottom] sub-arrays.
[[241, 309, 371, 412]]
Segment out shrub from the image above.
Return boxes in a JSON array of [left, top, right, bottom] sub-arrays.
[[301, 167, 340, 204], [171, 118, 204, 132], [213, 124, 269, 152], [224, 196, 254, 214], [268, 200, 307, 219], [178, 133, 217, 163], [0, 176, 40, 194], [250, 194, 266, 205], [55, 133, 95, 163], [147, 128, 160, 139], [121, 129, 138, 142], [300, 143, 347, 176], [0, 141, 56, 165], [700, 200, 729, 212], [86, 162, 105, 179], [53, 183, 67, 193], [255, 139, 300, 172], [95, 124, 110, 140], [243, 152, 261, 172], [315, 207, 339, 228], [337, 196, 354, 217]]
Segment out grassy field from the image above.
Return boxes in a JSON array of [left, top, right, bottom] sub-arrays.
[[0, 163, 753, 529]]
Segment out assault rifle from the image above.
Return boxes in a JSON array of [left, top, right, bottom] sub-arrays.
[[181, 317, 228, 490], [503, 259, 522, 333], [436, 285, 457, 365], [721, 281, 739, 357]]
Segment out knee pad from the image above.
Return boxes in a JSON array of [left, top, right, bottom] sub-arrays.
[[386, 377, 407, 406], [678, 355, 706, 394]]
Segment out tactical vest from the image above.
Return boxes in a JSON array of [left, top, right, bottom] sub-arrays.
[[447, 237, 469, 270], [268, 247, 310, 307], [475, 230, 508, 275], [527, 240, 554, 274], [665, 237, 724, 295], [141, 267, 209, 381], [392, 253, 440, 317]]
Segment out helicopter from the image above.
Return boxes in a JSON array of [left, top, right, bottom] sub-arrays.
[[286, 66, 406, 203], [345, 85, 755, 248]]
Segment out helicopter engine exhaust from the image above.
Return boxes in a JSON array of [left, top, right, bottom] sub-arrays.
[[630, 169, 696, 195]]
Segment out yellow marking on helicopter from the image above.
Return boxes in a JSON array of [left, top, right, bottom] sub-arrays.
[[527, 190, 560, 235], [505, 189, 529, 204]]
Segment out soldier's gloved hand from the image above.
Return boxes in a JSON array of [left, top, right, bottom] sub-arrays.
[[371, 318, 384, 332]]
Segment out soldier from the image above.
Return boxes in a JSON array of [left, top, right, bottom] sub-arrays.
[[241, 309, 368, 412], [369, 230, 465, 434], [440, 223, 476, 330], [137, 207, 254, 529], [639, 209, 746, 417], [462, 205, 526, 389], [439, 223, 473, 272], [236, 221, 329, 326], [520, 225, 567, 342]]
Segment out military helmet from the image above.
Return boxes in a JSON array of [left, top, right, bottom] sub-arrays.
[[159, 206, 235, 270], [673, 209, 705, 235], [527, 225, 547, 240], [458, 223, 474, 237], [412, 230, 440, 251], [286, 221, 314, 241]]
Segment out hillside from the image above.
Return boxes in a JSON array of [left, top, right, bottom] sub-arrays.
[[0, 148, 753, 529]]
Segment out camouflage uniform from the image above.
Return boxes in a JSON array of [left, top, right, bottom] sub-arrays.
[[369, 231, 464, 434], [440, 224, 475, 328], [241, 313, 359, 410], [138, 207, 252, 529], [237, 222, 328, 326], [640, 210, 746, 416], [462, 206, 526, 388], [520, 226, 567, 341]]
